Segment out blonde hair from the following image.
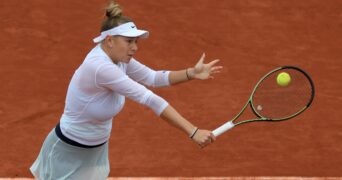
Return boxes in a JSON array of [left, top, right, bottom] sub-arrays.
[[100, 0, 132, 32]]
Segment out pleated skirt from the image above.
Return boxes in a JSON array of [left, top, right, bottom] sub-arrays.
[[30, 128, 110, 180]]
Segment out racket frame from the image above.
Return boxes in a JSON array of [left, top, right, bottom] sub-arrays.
[[212, 66, 315, 137]]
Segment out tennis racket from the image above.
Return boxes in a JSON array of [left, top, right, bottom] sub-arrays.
[[212, 66, 315, 137]]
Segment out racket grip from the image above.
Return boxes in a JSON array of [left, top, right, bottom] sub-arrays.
[[212, 121, 235, 137]]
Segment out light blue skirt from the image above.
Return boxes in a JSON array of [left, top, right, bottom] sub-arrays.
[[30, 129, 110, 180]]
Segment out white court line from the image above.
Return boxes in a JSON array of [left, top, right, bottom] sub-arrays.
[[0, 177, 341, 180]]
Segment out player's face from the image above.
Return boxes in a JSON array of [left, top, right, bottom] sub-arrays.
[[108, 36, 138, 63]]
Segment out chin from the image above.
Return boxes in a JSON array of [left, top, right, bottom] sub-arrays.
[[126, 57, 133, 63]]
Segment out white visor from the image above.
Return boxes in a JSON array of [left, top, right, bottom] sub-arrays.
[[93, 22, 149, 43]]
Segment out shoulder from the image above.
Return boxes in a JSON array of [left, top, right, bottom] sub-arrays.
[[82, 45, 115, 71], [127, 58, 146, 68], [84, 44, 110, 62]]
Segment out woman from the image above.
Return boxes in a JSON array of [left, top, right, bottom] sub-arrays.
[[30, 1, 222, 179]]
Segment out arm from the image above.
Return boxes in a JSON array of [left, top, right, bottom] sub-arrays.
[[126, 59, 170, 88], [160, 105, 216, 148], [97, 63, 215, 147], [168, 53, 223, 85]]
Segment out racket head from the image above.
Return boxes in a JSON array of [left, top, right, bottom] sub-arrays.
[[250, 66, 315, 121]]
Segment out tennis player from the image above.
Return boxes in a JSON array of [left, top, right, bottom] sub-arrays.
[[30, 1, 222, 179]]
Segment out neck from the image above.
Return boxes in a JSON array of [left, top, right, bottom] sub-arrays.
[[100, 43, 118, 64]]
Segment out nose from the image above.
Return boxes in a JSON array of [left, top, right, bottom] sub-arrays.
[[131, 42, 138, 52]]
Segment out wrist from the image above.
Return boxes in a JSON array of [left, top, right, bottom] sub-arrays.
[[189, 127, 199, 139], [186, 68, 194, 80]]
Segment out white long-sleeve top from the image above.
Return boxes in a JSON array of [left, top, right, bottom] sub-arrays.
[[60, 44, 170, 145]]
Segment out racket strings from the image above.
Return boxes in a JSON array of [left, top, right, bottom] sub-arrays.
[[252, 69, 313, 119]]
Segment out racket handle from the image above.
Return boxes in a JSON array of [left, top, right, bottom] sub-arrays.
[[212, 121, 235, 137]]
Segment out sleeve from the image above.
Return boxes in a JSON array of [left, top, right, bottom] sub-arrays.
[[95, 63, 168, 115], [126, 58, 170, 88]]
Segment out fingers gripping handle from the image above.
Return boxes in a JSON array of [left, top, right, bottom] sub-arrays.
[[212, 121, 235, 137]]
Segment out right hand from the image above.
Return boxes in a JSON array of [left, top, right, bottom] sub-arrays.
[[191, 129, 216, 148]]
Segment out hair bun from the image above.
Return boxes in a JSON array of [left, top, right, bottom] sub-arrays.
[[105, 1, 122, 19]]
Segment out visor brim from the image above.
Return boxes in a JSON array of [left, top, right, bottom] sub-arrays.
[[119, 29, 149, 38]]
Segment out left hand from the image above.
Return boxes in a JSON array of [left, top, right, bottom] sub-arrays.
[[188, 53, 223, 80]]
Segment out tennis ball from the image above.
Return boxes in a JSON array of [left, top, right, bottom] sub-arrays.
[[276, 72, 291, 87]]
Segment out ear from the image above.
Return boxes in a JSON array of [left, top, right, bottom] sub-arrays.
[[105, 36, 113, 47]]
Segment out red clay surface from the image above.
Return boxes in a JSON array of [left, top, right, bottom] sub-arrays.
[[1, 0, 342, 178]]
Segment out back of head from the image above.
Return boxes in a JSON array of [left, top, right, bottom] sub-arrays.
[[100, 0, 132, 32]]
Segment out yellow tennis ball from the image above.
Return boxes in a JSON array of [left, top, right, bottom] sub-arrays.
[[276, 72, 291, 87]]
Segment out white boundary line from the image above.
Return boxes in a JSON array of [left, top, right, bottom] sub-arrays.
[[0, 177, 341, 180], [105, 178, 341, 180]]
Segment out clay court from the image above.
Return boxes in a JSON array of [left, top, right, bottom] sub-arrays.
[[1, 0, 341, 178]]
